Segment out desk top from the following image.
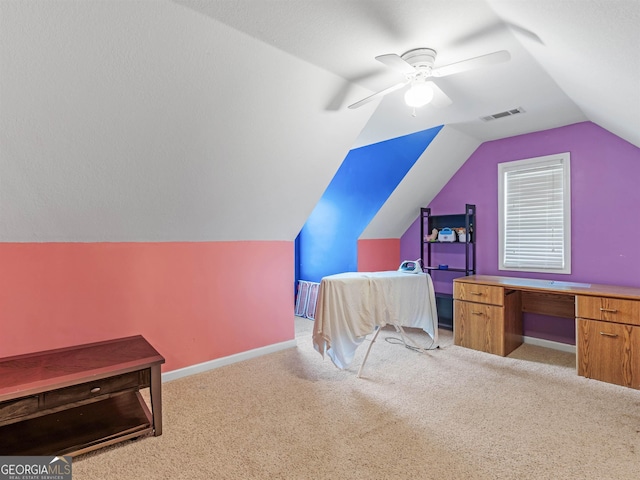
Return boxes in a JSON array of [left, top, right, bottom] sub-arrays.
[[0, 335, 164, 400], [455, 275, 640, 300]]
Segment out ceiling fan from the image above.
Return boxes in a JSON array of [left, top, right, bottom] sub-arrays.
[[348, 48, 510, 110]]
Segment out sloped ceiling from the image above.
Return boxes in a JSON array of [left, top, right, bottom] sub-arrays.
[[1, 1, 638, 243], [486, 0, 640, 148], [178, 0, 639, 149], [0, 1, 374, 242], [361, 126, 481, 239]]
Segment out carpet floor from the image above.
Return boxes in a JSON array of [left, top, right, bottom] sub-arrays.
[[72, 317, 640, 479]]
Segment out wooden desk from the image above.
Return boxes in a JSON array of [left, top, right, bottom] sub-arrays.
[[0, 335, 164, 456], [453, 275, 640, 389]]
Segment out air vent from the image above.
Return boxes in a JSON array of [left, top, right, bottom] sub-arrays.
[[480, 107, 525, 122]]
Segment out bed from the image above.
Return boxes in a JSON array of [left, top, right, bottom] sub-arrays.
[[312, 271, 439, 374]]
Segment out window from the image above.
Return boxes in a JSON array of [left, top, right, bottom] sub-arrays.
[[498, 152, 571, 274]]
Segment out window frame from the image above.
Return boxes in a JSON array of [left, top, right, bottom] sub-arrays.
[[498, 152, 571, 274]]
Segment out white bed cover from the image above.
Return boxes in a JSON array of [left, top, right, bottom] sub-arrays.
[[312, 271, 439, 369]]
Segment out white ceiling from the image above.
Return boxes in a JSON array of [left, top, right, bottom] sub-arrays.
[[1, 1, 638, 243], [177, 0, 639, 148]]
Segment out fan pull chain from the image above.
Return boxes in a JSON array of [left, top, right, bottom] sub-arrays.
[[412, 107, 417, 117]]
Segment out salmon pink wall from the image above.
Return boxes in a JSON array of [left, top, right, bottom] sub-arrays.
[[0, 241, 294, 372], [357, 239, 400, 272]]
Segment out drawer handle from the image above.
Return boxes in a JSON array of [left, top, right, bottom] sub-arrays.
[[599, 332, 618, 338], [470, 292, 483, 296], [90, 387, 101, 394], [599, 308, 618, 313], [471, 311, 484, 316]]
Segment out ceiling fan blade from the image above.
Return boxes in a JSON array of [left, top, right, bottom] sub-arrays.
[[426, 81, 452, 108], [432, 50, 511, 77], [347, 81, 409, 109], [375, 54, 416, 75]]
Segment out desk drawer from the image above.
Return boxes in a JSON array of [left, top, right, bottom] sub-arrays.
[[44, 371, 144, 409], [0, 396, 39, 424], [454, 283, 504, 306], [577, 296, 640, 326], [454, 300, 505, 355], [577, 319, 639, 389]]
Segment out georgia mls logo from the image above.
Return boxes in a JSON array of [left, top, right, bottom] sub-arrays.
[[0, 456, 72, 480], [49, 456, 72, 474]]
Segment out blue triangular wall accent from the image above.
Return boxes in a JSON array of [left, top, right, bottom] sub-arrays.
[[297, 126, 443, 283]]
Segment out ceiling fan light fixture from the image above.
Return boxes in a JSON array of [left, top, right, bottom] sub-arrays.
[[404, 81, 434, 108], [348, 47, 510, 110]]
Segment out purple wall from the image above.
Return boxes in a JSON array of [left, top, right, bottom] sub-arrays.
[[401, 121, 640, 344]]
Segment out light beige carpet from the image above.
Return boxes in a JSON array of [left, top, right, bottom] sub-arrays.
[[73, 317, 639, 479]]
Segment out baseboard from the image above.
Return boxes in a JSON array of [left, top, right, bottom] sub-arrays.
[[523, 335, 576, 354], [161, 339, 297, 382]]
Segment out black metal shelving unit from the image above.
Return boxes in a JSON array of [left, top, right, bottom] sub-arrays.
[[420, 204, 476, 330]]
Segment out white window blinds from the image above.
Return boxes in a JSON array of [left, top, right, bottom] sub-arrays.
[[498, 153, 571, 274]]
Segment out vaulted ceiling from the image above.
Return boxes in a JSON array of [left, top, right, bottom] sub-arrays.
[[179, 0, 639, 148], [1, 1, 638, 243]]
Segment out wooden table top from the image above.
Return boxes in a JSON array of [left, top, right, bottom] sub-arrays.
[[0, 335, 164, 399], [455, 275, 640, 300]]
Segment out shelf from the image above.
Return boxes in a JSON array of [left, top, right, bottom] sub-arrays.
[[420, 205, 476, 334], [420, 204, 476, 280], [0, 391, 152, 456], [435, 293, 454, 331], [425, 266, 470, 273], [423, 241, 474, 245]]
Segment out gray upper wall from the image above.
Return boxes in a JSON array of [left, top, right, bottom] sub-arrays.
[[0, 1, 373, 242]]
